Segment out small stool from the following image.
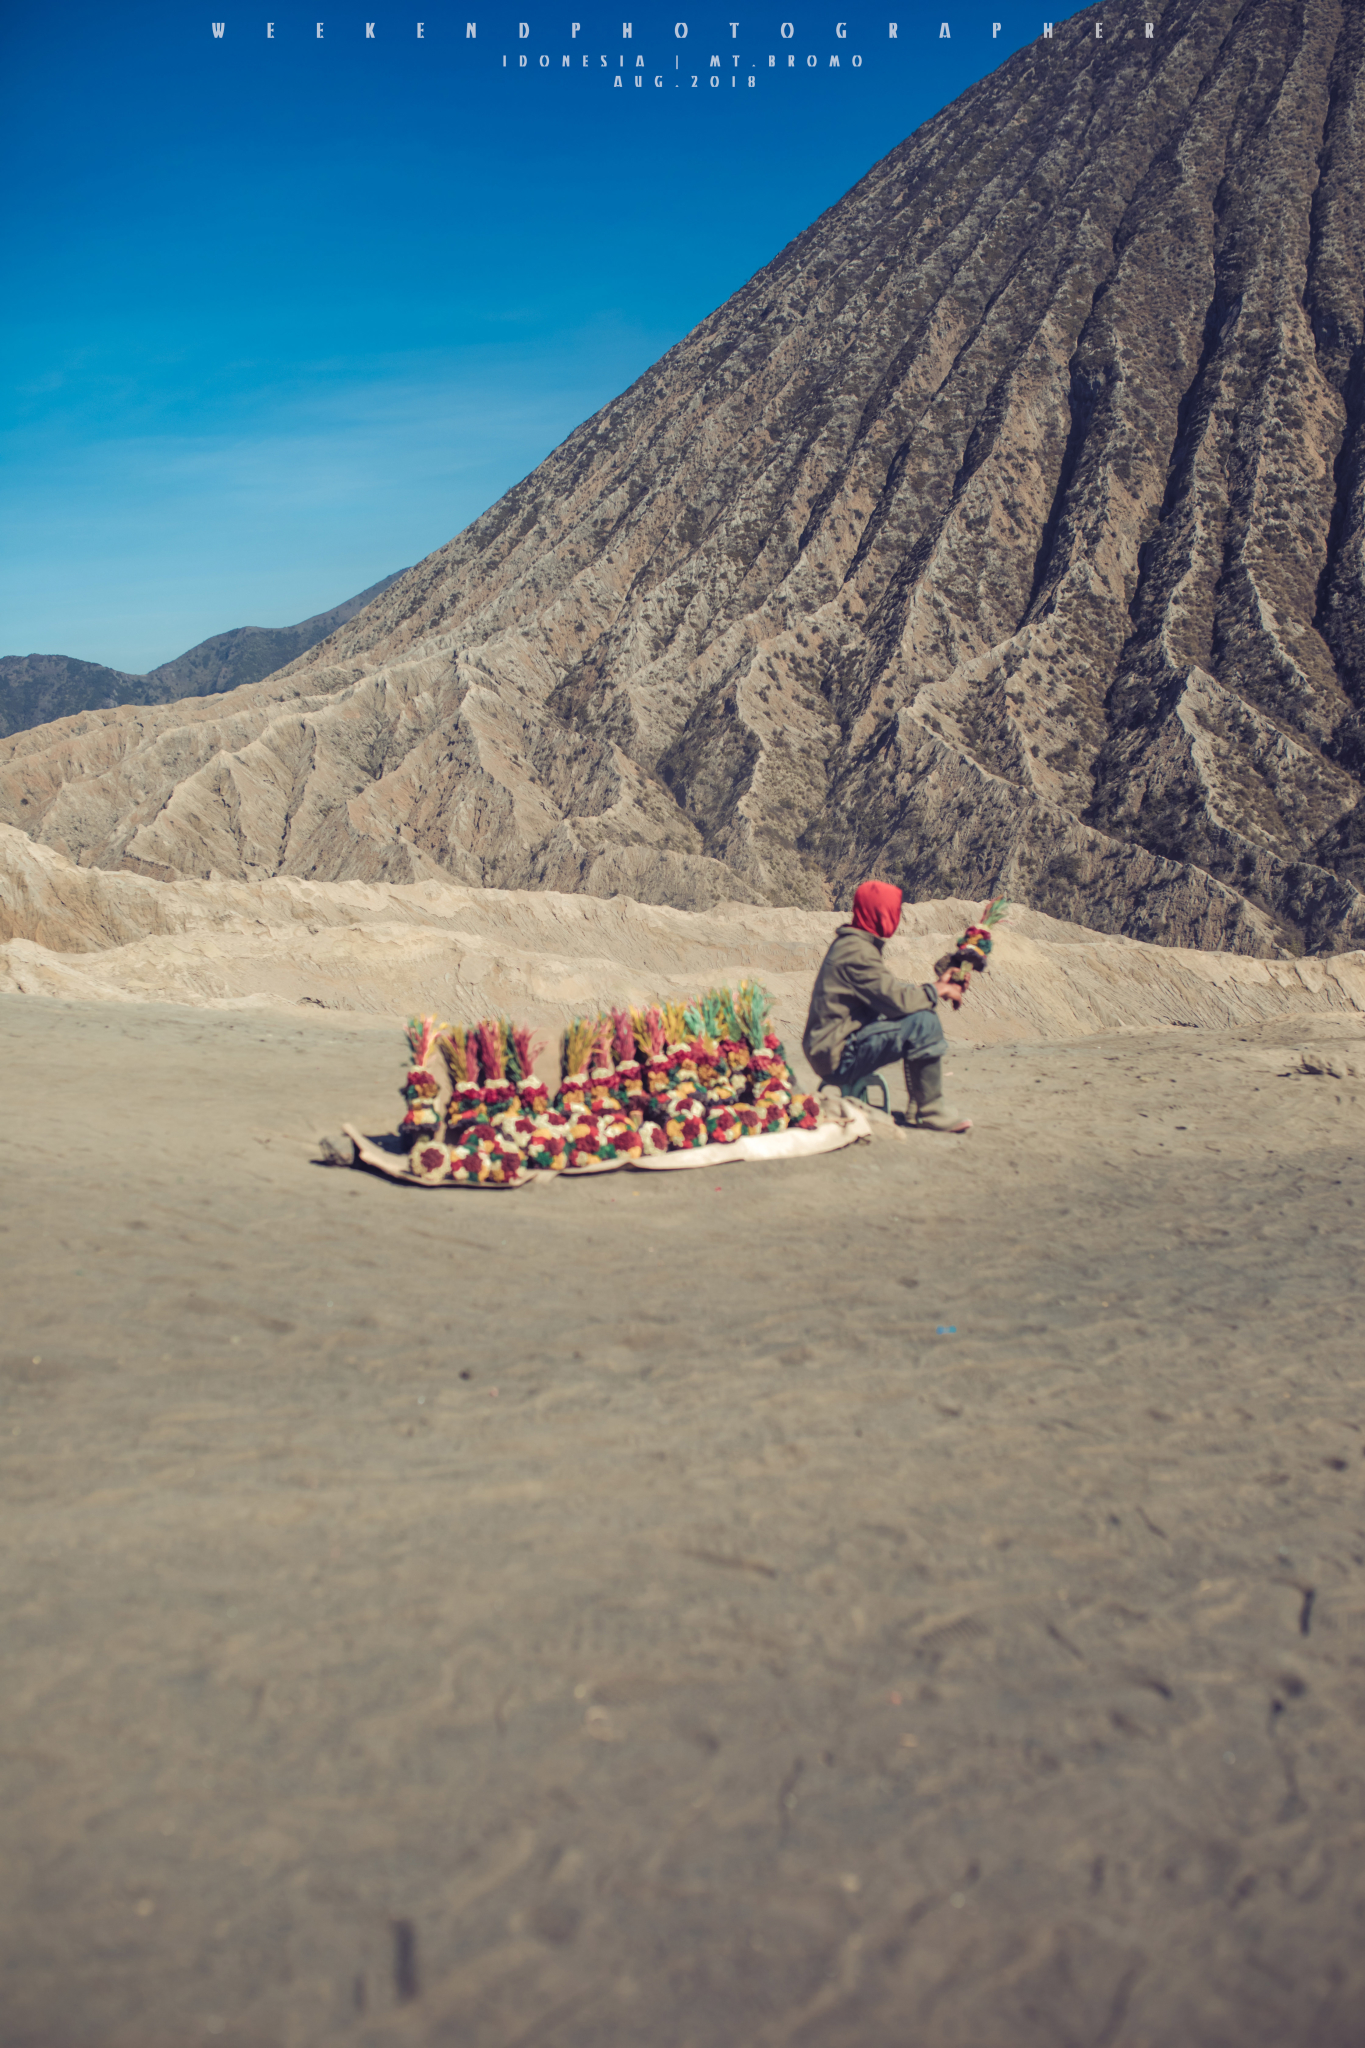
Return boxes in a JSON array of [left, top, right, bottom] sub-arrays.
[[832, 1073, 889, 1112]]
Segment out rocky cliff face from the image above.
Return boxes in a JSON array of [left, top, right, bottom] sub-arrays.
[[3, 0, 1363, 953]]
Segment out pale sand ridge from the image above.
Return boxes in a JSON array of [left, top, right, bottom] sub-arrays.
[[4, 825, 1364, 1048]]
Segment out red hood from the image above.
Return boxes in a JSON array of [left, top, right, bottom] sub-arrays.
[[850, 880, 903, 939]]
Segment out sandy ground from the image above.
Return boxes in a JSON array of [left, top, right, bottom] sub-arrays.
[[3, 992, 1365, 2048]]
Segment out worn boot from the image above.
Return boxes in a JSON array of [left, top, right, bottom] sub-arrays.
[[904, 1054, 972, 1133]]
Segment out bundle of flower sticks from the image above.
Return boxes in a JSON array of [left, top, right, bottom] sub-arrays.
[[551, 979, 819, 1160], [934, 895, 1010, 994], [393, 1015, 541, 1184], [397, 1016, 444, 1142], [392, 984, 821, 1184], [432, 1016, 555, 1183]]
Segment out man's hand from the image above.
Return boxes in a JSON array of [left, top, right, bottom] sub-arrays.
[[934, 969, 968, 1010]]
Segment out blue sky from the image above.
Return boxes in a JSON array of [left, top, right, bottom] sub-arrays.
[[1, 2, 1079, 671]]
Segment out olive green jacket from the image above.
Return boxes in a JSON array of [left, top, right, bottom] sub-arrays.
[[801, 924, 936, 1080]]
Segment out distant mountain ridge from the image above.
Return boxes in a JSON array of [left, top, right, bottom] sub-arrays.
[[0, 572, 406, 739]]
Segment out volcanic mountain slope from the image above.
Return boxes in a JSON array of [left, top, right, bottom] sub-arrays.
[[4, 0, 1363, 953]]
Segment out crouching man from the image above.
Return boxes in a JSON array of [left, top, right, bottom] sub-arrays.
[[802, 879, 971, 1133]]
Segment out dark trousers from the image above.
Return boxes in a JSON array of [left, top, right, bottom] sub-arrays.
[[834, 1009, 946, 1101]]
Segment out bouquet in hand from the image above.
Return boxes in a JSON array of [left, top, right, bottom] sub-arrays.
[[934, 895, 1010, 994]]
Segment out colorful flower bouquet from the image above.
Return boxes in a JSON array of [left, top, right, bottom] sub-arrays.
[[407, 1139, 452, 1183], [790, 1092, 822, 1131], [399, 1017, 445, 1143], [485, 1146, 526, 1186], [565, 1119, 621, 1169], [934, 895, 1010, 994], [402, 1013, 557, 1180], [525, 1130, 569, 1172], [381, 981, 827, 1184], [551, 982, 807, 1157], [663, 1105, 708, 1150], [448, 1147, 491, 1186]]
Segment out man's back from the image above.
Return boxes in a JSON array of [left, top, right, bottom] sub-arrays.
[[802, 922, 932, 1080]]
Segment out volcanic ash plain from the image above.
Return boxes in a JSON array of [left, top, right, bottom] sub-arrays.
[[3, 852, 1365, 2045]]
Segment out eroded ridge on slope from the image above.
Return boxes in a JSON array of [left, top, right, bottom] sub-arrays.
[[3, 0, 1363, 953]]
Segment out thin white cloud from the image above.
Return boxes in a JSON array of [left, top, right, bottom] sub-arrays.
[[0, 320, 673, 670]]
